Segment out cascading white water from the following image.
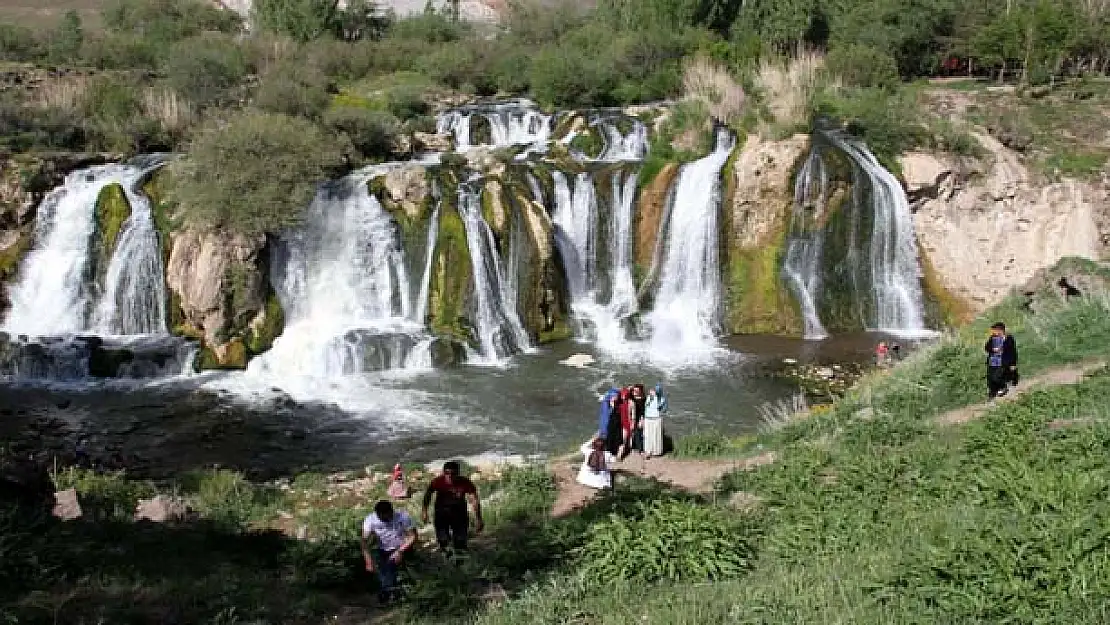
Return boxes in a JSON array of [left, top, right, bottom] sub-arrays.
[[413, 202, 441, 325], [246, 172, 426, 386], [606, 171, 639, 324], [436, 101, 551, 150], [595, 118, 648, 161], [645, 130, 735, 354], [552, 171, 598, 303], [457, 185, 531, 362], [3, 163, 166, 337], [437, 111, 471, 151], [91, 164, 168, 336], [782, 147, 830, 340], [826, 134, 930, 335]]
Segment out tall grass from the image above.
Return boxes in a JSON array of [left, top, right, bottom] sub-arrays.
[[682, 56, 746, 124], [754, 48, 835, 131], [141, 86, 194, 134], [34, 75, 88, 111]]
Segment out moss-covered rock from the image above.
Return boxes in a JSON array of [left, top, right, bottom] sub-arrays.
[[569, 128, 604, 160], [245, 291, 285, 355], [94, 183, 131, 259], [196, 338, 248, 371], [428, 202, 474, 344]]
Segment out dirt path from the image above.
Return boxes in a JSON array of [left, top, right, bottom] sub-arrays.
[[935, 361, 1105, 426], [549, 450, 776, 518]]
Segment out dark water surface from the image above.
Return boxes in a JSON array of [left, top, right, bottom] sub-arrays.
[[0, 333, 897, 480]]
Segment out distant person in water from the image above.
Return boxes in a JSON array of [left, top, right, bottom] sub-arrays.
[[387, 464, 409, 500], [642, 385, 666, 459], [875, 341, 890, 367], [985, 322, 1019, 398], [361, 500, 417, 605], [422, 461, 483, 562]]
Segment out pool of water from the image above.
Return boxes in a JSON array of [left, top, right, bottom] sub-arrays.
[[0, 333, 902, 479]]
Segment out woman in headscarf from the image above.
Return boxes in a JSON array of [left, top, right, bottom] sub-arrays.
[[604, 390, 623, 456], [576, 436, 612, 490], [617, 386, 635, 460], [630, 384, 647, 457], [643, 384, 666, 458]]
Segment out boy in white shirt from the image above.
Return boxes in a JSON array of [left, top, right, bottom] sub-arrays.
[[360, 500, 417, 604]]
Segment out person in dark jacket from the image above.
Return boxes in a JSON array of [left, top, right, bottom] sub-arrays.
[[985, 322, 1019, 398]]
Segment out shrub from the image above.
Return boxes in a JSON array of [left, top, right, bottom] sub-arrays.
[[254, 61, 331, 119], [574, 498, 756, 583], [529, 44, 618, 107], [169, 110, 349, 235], [52, 467, 156, 522], [323, 106, 399, 160], [81, 32, 161, 70], [164, 33, 247, 106], [386, 85, 431, 120], [102, 0, 242, 42], [252, 0, 340, 42], [826, 44, 900, 90], [816, 86, 928, 160], [0, 23, 41, 61]]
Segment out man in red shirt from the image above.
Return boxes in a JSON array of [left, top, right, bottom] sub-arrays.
[[422, 461, 484, 560]]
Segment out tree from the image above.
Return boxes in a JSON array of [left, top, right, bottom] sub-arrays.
[[163, 34, 247, 106], [48, 11, 84, 63], [253, 0, 387, 42], [169, 111, 349, 235]]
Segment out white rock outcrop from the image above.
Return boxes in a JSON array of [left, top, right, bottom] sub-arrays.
[[905, 132, 1108, 312]]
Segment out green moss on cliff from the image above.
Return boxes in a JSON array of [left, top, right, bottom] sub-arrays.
[[428, 204, 474, 343], [569, 128, 604, 159], [817, 185, 872, 333], [0, 226, 33, 281], [246, 291, 285, 354], [95, 183, 131, 259], [196, 338, 248, 371], [726, 233, 803, 336], [142, 168, 178, 268], [919, 246, 973, 328]]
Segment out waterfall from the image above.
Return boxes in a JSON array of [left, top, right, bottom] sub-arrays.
[[456, 185, 531, 362], [3, 163, 166, 337], [437, 111, 471, 150], [595, 118, 648, 161], [246, 172, 425, 381], [782, 147, 830, 340], [436, 101, 551, 150], [607, 170, 638, 324], [645, 130, 735, 353], [552, 171, 598, 304], [826, 133, 929, 335], [91, 163, 168, 336], [413, 202, 441, 324]]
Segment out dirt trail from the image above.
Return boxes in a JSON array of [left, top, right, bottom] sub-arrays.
[[935, 361, 1106, 426], [549, 450, 775, 518]]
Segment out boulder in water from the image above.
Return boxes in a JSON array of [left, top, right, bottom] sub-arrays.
[[429, 337, 467, 368], [135, 495, 190, 523], [560, 353, 595, 368]]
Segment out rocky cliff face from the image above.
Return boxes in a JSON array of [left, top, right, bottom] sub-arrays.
[[165, 228, 278, 368], [904, 132, 1109, 315]]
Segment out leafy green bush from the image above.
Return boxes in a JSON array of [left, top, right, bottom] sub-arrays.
[[386, 84, 431, 120], [574, 498, 756, 583], [826, 43, 900, 89], [164, 33, 248, 106], [254, 61, 331, 119], [0, 23, 41, 61], [815, 86, 928, 162], [188, 469, 282, 529], [529, 44, 617, 107], [102, 0, 242, 42], [52, 467, 156, 521], [81, 32, 161, 70], [169, 110, 349, 235], [323, 106, 399, 160]]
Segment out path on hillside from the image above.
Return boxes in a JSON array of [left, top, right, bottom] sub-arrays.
[[935, 361, 1106, 426], [549, 449, 776, 518]]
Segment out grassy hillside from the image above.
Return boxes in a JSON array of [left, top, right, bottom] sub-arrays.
[[4, 258, 1109, 624], [0, 0, 102, 27]]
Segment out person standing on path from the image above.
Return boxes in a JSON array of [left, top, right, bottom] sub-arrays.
[[985, 322, 1019, 398], [642, 385, 665, 458], [422, 461, 484, 562], [361, 500, 418, 605]]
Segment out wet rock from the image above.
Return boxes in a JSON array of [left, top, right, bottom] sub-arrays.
[[414, 132, 452, 152], [560, 353, 596, 368], [382, 165, 430, 221], [429, 337, 467, 368], [52, 488, 82, 521], [135, 495, 190, 523]]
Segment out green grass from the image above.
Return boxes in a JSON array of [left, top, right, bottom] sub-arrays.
[[7, 259, 1110, 624]]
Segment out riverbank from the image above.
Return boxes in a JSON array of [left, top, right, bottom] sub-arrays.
[[3, 258, 1109, 624]]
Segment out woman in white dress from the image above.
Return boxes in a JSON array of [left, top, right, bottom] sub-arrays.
[[643, 385, 666, 458], [576, 437, 612, 490]]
